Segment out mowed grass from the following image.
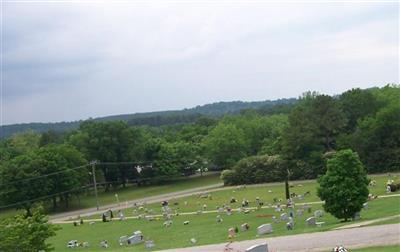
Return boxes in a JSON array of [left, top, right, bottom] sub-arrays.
[[50, 174, 400, 251], [0, 173, 222, 219], [350, 245, 400, 252], [70, 173, 222, 209], [81, 173, 400, 220]]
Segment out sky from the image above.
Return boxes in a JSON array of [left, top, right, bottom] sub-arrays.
[[2, 0, 399, 125]]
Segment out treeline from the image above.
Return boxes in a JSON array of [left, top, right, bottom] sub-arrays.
[[0, 99, 296, 139], [0, 85, 398, 214]]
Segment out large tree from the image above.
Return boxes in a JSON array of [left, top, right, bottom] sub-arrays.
[[0, 207, 59, 251], [353, 102, 400, 173], [282, 93, 346, 178], [203, 123, 248, 169], [317, 149, 369, 221], [69, 121, 144, 190], [0, 144, 87, 213]]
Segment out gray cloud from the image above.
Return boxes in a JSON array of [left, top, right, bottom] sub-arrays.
[[2, 1, 399, 124]]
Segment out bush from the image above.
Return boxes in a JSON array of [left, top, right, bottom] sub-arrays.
[[221, 155, 284, 185], [220, 170, 238, 186]]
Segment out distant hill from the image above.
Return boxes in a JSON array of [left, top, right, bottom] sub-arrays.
[[0, 98, 296, 139]]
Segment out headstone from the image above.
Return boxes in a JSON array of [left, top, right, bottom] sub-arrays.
[[216, 215, 223, 223], [163, 220, 173, 227], [67, 240, 78, 248], [297, 194, 304, 200], [272, 216, 279, 223], [190, 238, 197, 244], [183, 221, 190, 225], [363, 202, 368, 210], [145, 240, 155, 249], [100, 240, 108, 248], [353, 212, 361, 220], [286, 221, 294, 230], [280, 213, 288, 221], [257, 224, 273, 235], [119, 236, 128, 245], [218, 207, 225, 213], [296, 209, 304, 217], [306, 217, 316, 226], [245, 242, 269, 252], [314, 210, 323, 218], [241, 223, 250, 231], [127, 231, 143, 245], [228, 228, 236, 238]]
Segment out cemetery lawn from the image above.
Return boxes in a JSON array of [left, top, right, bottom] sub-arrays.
[[50, 174, 400, 252], [0, 173, 221, 219], [350, 244, 400, 252]]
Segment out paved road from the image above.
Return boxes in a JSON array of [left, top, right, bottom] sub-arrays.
[[158, 223, 400, 252]]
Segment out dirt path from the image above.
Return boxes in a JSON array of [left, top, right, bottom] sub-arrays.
[[158, 223, 400, 252]]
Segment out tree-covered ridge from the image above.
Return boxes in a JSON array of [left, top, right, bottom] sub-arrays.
[[0, 98, 296, 139]]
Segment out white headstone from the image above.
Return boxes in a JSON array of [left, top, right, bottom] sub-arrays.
[[127, 231, 143, 245], [296, 209, 304, 216], [306, 217, 316, 226], [280, 213, 288, 221], [145, 240, 155, 249], [245, 242, 268, 252], [257, 224, 273, 235], [314, 210, 323, 218]]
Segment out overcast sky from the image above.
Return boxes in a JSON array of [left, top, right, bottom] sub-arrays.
[[2, 1, 399, 125]]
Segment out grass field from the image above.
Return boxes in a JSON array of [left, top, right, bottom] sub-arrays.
[[351, 245, 400, 252], [80, 173, 399, 220], [0, 173, 222, 219], [49, 173, 400, 251]]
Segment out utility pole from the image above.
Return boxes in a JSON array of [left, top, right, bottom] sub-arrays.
[[90, 160, 100, 210]]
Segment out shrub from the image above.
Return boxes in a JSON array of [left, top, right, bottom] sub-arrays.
[[221, 155, 284, 185]]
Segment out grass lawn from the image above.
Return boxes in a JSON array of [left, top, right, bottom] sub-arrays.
[[81, 173, 400, 220], [50, 174, 400, 251], [0, 173, 222, 219], [350, 245, 400, 252]]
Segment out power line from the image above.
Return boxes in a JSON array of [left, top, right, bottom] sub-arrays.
[[0, 184, 93, 210], [1, 164, 91, 187], [1, 161, 154, 187]]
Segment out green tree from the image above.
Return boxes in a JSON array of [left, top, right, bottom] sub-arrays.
[[0, 207, 60, 251], [353, 101, 400, 172], [0, 144, 87, 213], [203, 123, 248, 169], [282, 93, 346, 178], [339, 88, 379, 133], [70, 121, 144, 190], [317, 149, 369, 221]]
